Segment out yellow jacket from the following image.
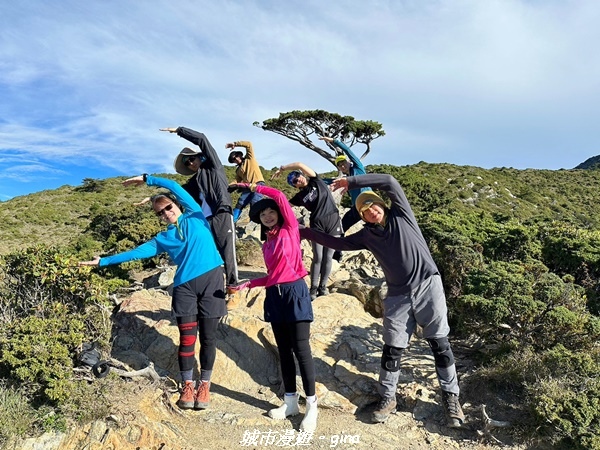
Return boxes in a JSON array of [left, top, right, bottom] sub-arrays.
[[234, 141, 265, 184]]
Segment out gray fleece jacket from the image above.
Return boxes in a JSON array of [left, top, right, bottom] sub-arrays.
[[299, 173, 438, 296]]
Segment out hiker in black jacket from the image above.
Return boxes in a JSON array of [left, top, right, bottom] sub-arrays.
[[299, 173, 465, 427], [161, 126, 238, 286]]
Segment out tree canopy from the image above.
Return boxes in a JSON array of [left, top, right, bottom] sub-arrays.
[[253, 109, 385, 166]]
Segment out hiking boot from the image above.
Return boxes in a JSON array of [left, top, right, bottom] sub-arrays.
[[317, 287, 329, 297], [194, 381, 211, 409], [441, 391, 465, 428], [371, 396, 397, 423], [268, 393, 300, 419], [310, 289, 318, 301], [299, 398, 318, 433], [177, 381, 195, 410]]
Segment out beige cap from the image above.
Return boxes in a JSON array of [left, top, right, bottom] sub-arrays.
[[355, 191, 386, 220], [173, 147, 202, 175]]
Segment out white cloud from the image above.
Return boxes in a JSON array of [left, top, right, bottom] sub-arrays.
[[1, 0, 600, 198]]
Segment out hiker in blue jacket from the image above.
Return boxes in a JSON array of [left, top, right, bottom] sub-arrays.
[[78, 174, 226, 412]]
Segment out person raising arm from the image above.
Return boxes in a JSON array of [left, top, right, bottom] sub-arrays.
[[299, 173, 465, 427], [79, 174, 226, 412], [227, 182, 319, 433]]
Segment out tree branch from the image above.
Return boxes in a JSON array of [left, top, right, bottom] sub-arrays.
[[110, 362, 162, 382], [476, 404, 512, 445]]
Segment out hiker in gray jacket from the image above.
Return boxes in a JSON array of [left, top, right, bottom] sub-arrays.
[[299, 173, 465, 427]]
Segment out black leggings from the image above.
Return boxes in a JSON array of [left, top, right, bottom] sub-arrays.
[[271, 321, 315, 397], [310, 240, 335, 293], [177, 316, 219, 373]]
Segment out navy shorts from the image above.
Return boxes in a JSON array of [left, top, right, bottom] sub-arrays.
[[172, 266, 227, 318], [264, 278, 313, 323]]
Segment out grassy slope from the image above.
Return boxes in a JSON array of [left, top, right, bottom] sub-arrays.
[[1, 163, 599, 255]]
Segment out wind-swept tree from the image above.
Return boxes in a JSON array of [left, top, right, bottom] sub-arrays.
[[253, 110, 385, 166]]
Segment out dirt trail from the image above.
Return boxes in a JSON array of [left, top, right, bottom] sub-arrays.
[[99, 349, 527, 450]]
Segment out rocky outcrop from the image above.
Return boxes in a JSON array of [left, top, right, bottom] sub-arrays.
[[10, 218, 456, 449], [109, 282, 383, 413]]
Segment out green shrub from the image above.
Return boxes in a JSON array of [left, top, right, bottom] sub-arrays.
[[0, 311, 84, 402], [0, 246, 113, 409], [86, 205, 161, 250], [457, 261, 599, 352], [0, 383, 37, 445], [56, 375, 114, 424], [528, 347, 600, 450], [0, 246, 108, 321], [473, 345, 600, 450], [539, 222, 600, 314], [75, 178, 106, 193]]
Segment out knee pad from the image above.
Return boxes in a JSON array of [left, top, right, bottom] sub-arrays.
[[180, 334, 197, 348], [427, 337, 455, 368], [380, 344, 404, 372]]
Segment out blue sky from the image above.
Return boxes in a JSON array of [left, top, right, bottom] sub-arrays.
[[1, 0, 600, 200]]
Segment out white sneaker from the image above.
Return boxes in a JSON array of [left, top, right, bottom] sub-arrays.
[[268, 393, 299, 419], [299, 398, 318, 433]]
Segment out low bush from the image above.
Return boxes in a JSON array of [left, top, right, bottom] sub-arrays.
[[0, 383, 37, 446], [0, 245, 115, 438]]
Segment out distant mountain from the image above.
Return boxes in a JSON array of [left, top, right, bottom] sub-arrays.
[[575, 155, 600, 169]]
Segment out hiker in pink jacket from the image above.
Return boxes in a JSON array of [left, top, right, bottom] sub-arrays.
[[227, 182, 318, 433]]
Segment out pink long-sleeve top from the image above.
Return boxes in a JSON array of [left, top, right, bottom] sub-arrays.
[[248, 184, 308, 288]]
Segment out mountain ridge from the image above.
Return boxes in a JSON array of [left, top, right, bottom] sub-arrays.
[[2, 161, 600, 255]]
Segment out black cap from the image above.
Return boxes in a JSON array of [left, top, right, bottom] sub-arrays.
[[249, 198, 279, 224]]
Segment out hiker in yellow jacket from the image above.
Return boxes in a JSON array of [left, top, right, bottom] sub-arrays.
[[226, 140, 265, 223]]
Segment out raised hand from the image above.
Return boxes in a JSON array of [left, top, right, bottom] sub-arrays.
[[78, 256, 101, 267], [318, 136, 334, 143], [331, 177, 349, 194], [122, 175, 145, 187], [227, 280, 251, 294], [270, 166, 284, 180]]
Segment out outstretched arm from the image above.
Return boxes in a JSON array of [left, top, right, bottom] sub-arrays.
[[319, 137, 366, 172], [227, 276, 268, 291], [133, 197, 151, 207], [78, 239, 161, 268], [271, 162, 316, 180], [335, 140, 366, 172], [162, 126, 223, 169], [124, 175, 202, 215], [226, 140, 254, 159], [300, 227, 365, 251], [78, 256, 100, 266], [347, 173, 410, 213]]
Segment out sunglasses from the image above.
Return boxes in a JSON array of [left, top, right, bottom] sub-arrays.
[[183, 155, 197, 166], [155, 203, 174, 217], [292, 176, 302, 185]]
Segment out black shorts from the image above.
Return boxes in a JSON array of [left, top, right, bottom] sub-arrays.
[[172, 266, 227, 318], [264, 279, 313, 323]]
